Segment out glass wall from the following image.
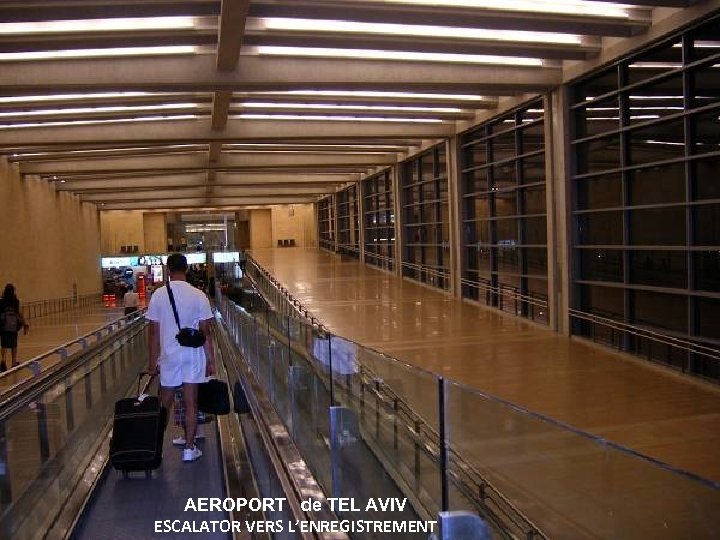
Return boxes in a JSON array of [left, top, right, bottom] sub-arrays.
[[317, 196, 335, 251], [336, 184, 360, 258], [167, 213, 237, 252], [459, 100, 548, 323], [400, 143, 451, 290], [362, 169, 395, 271], [570, 15, 720, 378]]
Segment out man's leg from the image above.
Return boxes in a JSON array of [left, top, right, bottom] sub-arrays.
[[159, 386, 175, 411], [0, 347, 6, 371], [182, 383, 199, 449], [11, 346, 18, 367]]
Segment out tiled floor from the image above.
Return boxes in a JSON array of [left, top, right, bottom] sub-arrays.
[[12, 303, 126, 364]]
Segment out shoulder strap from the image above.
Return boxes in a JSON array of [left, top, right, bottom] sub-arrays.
[[166, 281, 182, 331]]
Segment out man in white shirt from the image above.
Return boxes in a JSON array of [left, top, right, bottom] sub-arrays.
[[146, 253, 216, 462]]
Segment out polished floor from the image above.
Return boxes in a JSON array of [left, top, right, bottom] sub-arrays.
[[0, 302, 126, 393], [11, 303, 126, 364], [250, 248, 720, 486]]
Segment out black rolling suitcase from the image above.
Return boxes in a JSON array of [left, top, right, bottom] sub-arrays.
[[110, 373, 168, 477]]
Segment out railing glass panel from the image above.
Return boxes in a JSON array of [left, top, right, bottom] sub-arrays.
[[229, 259, 720, 539], [0, 319, 147, 538]]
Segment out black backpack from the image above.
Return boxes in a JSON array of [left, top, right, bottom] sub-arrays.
[[1, 307, 20, 333]]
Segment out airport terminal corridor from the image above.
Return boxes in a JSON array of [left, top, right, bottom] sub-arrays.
[[1, 1, 720, 538]]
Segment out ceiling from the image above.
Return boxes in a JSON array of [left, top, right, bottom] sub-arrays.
[[0, 0, 713, 211]]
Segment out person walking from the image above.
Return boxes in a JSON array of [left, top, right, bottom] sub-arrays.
[[145, 254, 216, 462], [123, 286, 139, 316], [238, 248, 247, 276], [0, 284, 29, 371]]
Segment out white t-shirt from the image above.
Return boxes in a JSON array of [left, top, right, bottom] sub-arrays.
[[145, 280, 213, 365]]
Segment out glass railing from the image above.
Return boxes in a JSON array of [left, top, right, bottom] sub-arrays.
[[0, 316, 147, 539], [219, 296, 445, 540], [0, 310, 146, 396], [230, 259, 720, 540]]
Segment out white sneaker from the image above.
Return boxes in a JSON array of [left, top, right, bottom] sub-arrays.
[[172, 426, 205, 446], [182, 446, 202, 462]]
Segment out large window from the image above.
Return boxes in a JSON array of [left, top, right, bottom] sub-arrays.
[[362, 169, 395, 271], [460, 100, 548, 323], [336, 184, 360, 258], [570, 15, 720, 378], [400, 144, 450, 290], [318, 196, 335, 251]]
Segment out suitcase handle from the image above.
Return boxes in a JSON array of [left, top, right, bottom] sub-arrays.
[[137, 371, 157, 396]]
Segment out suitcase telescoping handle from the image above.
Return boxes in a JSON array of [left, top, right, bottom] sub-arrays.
[[136, 371, 157, 396]]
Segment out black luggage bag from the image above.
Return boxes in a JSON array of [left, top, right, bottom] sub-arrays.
[[198, 378, 231, 415], [110, 373, 168, 477]]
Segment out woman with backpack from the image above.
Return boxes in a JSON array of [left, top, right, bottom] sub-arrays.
[[0, 283, 29, 371]]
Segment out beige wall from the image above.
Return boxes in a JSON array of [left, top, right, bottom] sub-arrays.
[[101, 211, 168, 254], [143, 213, 167, 253], [270, 203, 317, 247], [0, 158, 101, 301], [250, 209, 273, 249], [100, 210, 145, 254]]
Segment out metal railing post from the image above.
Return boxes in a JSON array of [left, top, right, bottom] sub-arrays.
[[438, 376, 449, 512]]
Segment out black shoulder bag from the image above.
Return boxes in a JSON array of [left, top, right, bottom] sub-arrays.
[[166, 282, 206, 348]]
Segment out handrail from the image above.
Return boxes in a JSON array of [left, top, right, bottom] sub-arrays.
[[0, 309, 146, 395], [401, 260, 450, 279], [336, 243, 360, 253], [212, 315, 343, 539], [351, 368, 547, 539], [0, 312, 147, 416], [569, 308, 720, 361], [246, 257, 326, 331], [461, 278, 549, 310]]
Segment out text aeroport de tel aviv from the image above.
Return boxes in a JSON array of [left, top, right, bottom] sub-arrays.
[[153, 497, 438, 534]]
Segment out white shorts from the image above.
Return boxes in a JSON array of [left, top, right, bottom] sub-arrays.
[[159, 354, 206, 388]]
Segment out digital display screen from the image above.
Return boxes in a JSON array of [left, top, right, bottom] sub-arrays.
[[186, 252, 207, 264], [101, 256, 138, 268], [213, 252, 239, 263]]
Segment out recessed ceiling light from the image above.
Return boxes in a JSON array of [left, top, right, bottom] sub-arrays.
[[0, 92, 165, 104], [0, 103, 203, 118], [0, 17, 198, 34], [0, 114, 198, 129], [254, 18, 582, 45], [234, 114, 443, 123], [239, 90, 491, 101], [385, 0, 632, 18], [252, 46, 544, 66], [239, 102, 463, 113], [0, 46, 197, 61]]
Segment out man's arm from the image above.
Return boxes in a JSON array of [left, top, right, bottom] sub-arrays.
[[199, 318, 216, 376], [148, 321, 160, 374]]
